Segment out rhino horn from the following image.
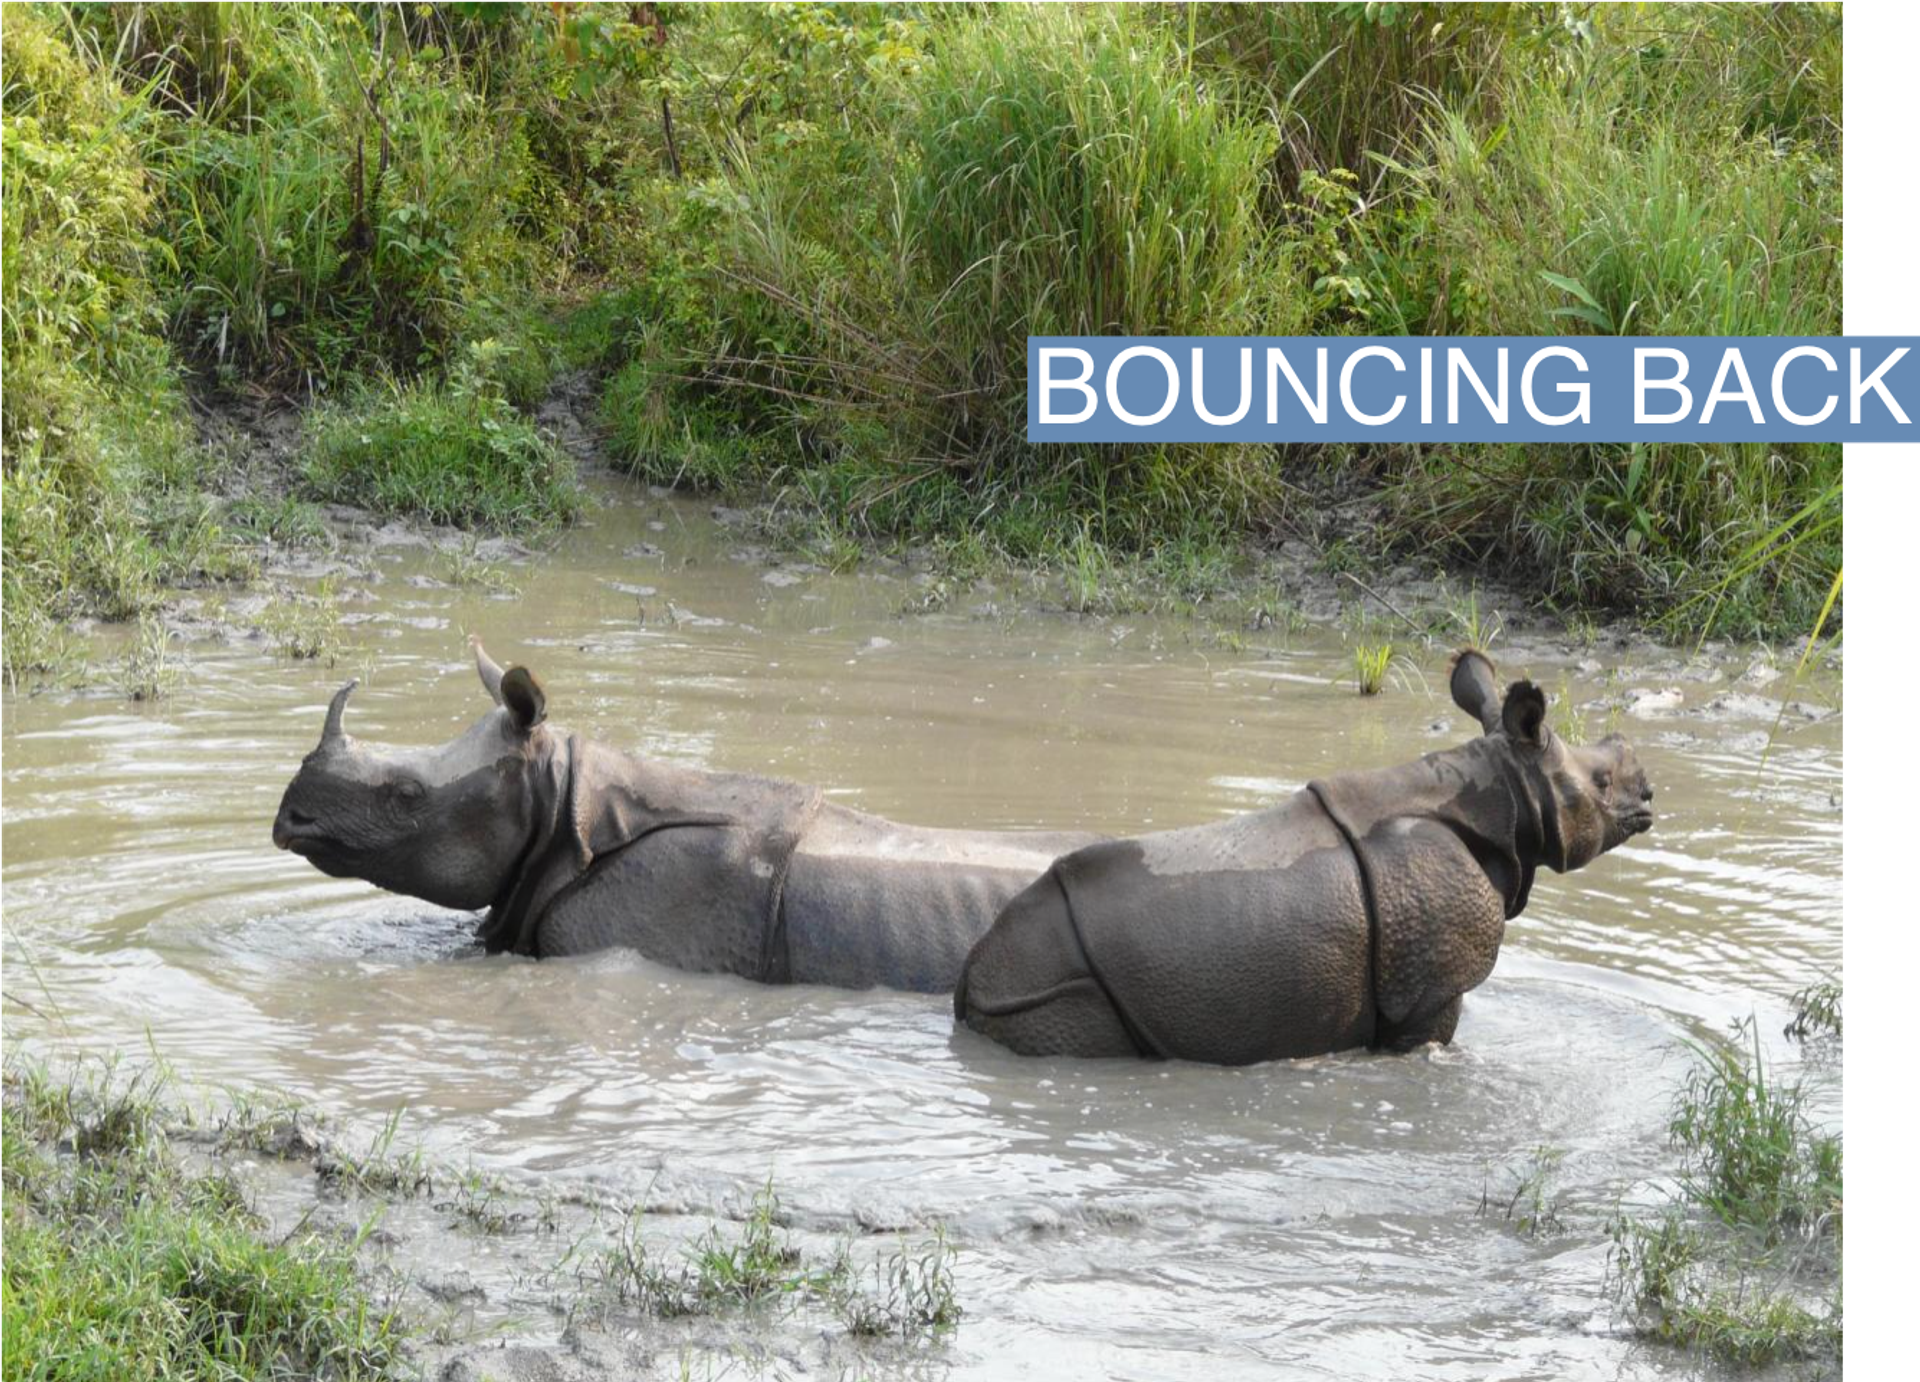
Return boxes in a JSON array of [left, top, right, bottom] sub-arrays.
[[471, 635, 505, 705], [1449, 648, 1502, 735], [321, 678, 359, 747]]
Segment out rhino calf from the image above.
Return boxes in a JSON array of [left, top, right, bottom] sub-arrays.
[[273, 640, 1100, 992], [954, 651, 1654, 1064]]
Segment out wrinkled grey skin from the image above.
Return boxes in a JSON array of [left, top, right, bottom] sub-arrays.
[[273, 640, 1101, 992], [955, 651, 1654, 1064]]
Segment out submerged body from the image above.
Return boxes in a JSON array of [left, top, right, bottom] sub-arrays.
[[956, 653, 1655, 1063], [273, 641, 1098, 993]]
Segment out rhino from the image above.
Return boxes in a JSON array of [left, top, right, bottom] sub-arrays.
[[953, 650, 1654, 1064], [272, 639, 1101, 992]]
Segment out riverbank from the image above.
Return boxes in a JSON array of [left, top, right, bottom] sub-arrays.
[[7, 367, 1844, 714], [4, 980, 1840, 1382], [4, 4, 1843, 691]]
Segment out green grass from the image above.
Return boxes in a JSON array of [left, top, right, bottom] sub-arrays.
[[1608, 1010, 1842, 1367], [3, 1064, 407, 1382], [302, 356, 584, 530]]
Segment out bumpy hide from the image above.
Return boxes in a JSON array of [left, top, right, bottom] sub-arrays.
[[956, 659, 1652, 1064]]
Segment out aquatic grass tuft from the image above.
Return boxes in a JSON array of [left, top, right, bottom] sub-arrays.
[[591, 1179, 961, 1342], [315, 1107, 433, 1200], [1669, 1019, 1841, 1243], [1352, 642, 1393, 696], [1480, 1145, 1567, 1240], [260, 577, 345, 663], [1785, 979, 1842, 1042], [1608, 1009, 1842, 1368], [120, 612, 181, 702], [1609, 1211, 1839, 1367], [834, 1226, 962, 1340]]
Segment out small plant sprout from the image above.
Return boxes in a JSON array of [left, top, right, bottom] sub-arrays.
[[1352, 642, 1392, 695], [1480, 1145, 1566, 1239]]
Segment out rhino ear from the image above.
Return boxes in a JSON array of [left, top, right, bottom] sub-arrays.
[[501, 666, 547, 732], [471, 635, 505, 705], [1501, 680, 1548, 748], [1449, 648, 1502, 734]]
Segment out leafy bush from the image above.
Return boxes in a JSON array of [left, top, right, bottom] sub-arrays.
[[1, 10, 234, 681]]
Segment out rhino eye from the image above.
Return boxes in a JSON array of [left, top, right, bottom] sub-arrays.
[[392, 777, 426, 804], [1592, 768, 1613, 790]]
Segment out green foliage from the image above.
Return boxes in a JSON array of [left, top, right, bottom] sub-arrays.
[[2, 1065, 406, 1382], [1608, 1013, 1842, 1368], [1, 9, 239, 686], [1669, 1020, 1842, 1243], [302, 350, 583, 529]]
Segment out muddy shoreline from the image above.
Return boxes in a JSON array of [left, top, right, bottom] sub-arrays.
[[39, 374, 1842, 734]]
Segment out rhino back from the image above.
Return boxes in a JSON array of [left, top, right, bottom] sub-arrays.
[[1057, 838, 1372, 1064], [536, 824, 772, 975], [960, 791, 1375, 1064], [781, 807, 1097, 993]]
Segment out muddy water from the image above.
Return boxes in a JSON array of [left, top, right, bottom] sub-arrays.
[[3, 479, 1841, 1380]]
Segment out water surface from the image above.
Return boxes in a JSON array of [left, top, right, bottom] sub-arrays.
[[2, 480, 1842, 1379]]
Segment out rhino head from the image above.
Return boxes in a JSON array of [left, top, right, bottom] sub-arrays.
[[1450, 647, 1654, 870], [272, 640, 551, 910]]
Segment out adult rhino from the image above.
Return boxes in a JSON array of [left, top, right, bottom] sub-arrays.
[[272, 639, 1100, 992], [954, 651, 1654, 1064]]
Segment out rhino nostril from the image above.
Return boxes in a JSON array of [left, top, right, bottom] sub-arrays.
[[1641, 787, 1654, 803]]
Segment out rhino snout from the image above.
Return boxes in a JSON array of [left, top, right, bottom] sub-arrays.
[[272, 801, 323, 852]]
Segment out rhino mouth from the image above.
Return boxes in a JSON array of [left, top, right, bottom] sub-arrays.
[[1621, 808, 1654, 836], [273, 809, 338, 856]]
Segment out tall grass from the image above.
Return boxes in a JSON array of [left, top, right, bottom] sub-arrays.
[[1188, 0, 1515, 197], [114, 4, 542, 383], [685, 5, 1290, 555], [6, 3, 1846, 648], [1263, 9, 1843, 637]]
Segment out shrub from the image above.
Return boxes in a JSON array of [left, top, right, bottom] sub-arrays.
[[1, 10, 234, 682]]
